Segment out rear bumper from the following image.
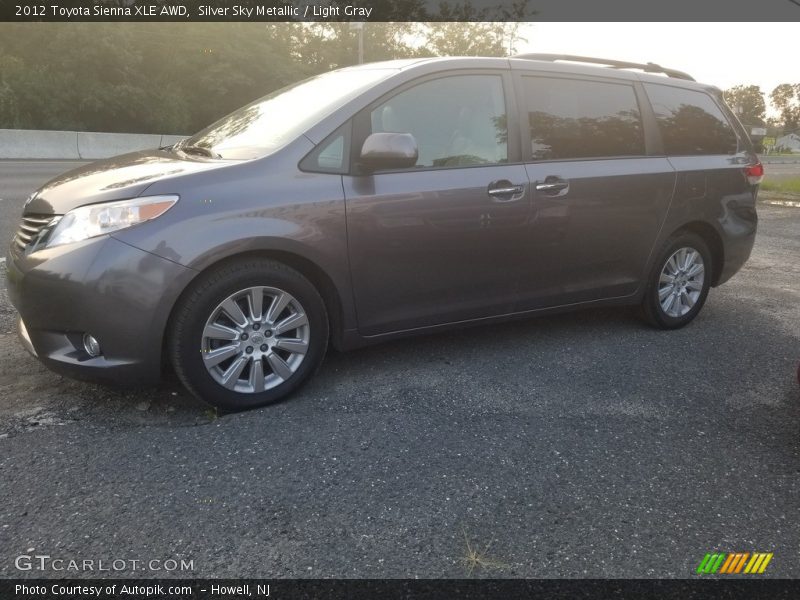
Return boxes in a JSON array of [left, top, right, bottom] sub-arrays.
[[6, 235, 196, 385], [717, 230, 755, 286], [715, 194, 758, 286]]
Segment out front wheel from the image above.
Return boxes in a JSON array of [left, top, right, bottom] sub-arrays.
[[169, 259, 328, 411], [640, 232, 712, 329]]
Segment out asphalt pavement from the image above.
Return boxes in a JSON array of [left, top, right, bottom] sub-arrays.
[[761, 161, 800, 182], [0, 160, 798, 578]]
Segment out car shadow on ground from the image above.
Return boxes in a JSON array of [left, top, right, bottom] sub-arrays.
[[1, 304, 639, 434], [1, 286, 798, 441]]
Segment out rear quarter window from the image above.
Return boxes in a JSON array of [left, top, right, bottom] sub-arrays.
[[644, 83, 738, 156]]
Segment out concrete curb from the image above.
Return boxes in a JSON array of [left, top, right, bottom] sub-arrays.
[[759, 155, 800, 165], [0, 129, 188, 160]]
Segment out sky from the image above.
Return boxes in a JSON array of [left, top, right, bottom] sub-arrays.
[[514, 23, 799, 116]]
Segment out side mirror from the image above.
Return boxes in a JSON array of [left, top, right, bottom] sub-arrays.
[[359, 132, 418, 171]]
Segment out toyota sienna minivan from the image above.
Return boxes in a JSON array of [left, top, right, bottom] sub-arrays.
[[6, 54, 762, 410]]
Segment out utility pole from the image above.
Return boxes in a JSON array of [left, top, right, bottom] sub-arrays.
[[349, 22, 364, 64]]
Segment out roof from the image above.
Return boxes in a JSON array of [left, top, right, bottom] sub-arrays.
[[513, 53, 694, 80], [344, 55, 714, 91]]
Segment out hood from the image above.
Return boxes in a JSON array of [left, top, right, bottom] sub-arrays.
[[25, 149, 234, 215]]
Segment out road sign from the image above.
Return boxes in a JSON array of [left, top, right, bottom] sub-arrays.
[[751, 127, 767, 137], [762, 137, 776, 147]]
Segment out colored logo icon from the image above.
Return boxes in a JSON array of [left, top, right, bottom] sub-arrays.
[[697, 552, 773, 574]]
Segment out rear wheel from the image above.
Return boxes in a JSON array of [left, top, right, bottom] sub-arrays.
[[641, 232, 712, 329], [169, 259, 328, 411]]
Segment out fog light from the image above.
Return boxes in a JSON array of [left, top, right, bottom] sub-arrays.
[[83, 333, 101, 357]]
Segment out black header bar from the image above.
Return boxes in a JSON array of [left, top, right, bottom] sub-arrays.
[[1, 0, 800, 22], [3, 579, 800, 600]]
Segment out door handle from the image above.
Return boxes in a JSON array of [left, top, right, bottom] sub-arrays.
[[487, 181, 525, 203], [535, 177, 569, 196]]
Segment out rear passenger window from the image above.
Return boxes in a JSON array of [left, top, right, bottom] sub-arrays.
[[521, 77, 645, 161], [644, 84, 738, 156]]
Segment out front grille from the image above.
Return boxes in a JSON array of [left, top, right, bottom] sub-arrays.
[[13, 215, 56, 251]]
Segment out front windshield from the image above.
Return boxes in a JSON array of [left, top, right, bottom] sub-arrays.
[[183, 68, 394, 160]]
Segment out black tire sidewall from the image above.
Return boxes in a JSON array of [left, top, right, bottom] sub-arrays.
[[645, 233, 712, 329], [171, 261, 328, 411]]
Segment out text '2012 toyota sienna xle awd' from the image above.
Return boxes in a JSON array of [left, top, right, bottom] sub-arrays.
[[6, 54, 762, 411]]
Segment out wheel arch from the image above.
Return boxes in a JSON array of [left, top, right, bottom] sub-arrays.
[[161, 249, 350, 371], [670, 221, 725, 287]]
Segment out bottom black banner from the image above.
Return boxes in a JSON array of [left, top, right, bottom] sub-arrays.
[[2, 579, 800, 600]]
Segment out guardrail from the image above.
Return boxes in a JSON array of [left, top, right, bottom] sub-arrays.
[[3, 129, 797, 163], [759, 154, 800, 165], [0, 129, 187, 160]]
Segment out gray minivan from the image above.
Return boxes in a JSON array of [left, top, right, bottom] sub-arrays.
[[6, 54, 762, 410]]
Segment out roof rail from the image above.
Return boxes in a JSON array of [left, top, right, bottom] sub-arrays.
[[512, 53, 695, 81]]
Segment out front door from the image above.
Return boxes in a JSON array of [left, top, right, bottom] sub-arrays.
[[343, 73, 531, 336]]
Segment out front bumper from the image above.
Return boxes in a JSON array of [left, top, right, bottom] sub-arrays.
[[17, 317, 36, 357], [6, 235, 196, 385]]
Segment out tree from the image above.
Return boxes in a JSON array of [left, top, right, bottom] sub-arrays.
[[292, 22, 418, 71], [0, 23, 316, 133], [0, 22, 529, 134], [770, 83, 800, 133], [723, 85, 766, 129], [420, 22, 522, 56]]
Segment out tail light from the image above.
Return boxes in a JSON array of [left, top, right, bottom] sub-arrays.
[[744, 161, 764, 185]]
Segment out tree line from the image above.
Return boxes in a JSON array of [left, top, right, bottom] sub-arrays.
[[0, 22, 523, 134], [723, 84, 800, 137], [1, 23, 797, 138]]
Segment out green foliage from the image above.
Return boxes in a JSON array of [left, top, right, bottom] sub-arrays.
[[769, 83, 800, 133], [760, 177, 800, 195], [0, 22, 522, 134], [421, 22, 518, 56], [723, 85, 766, 128]]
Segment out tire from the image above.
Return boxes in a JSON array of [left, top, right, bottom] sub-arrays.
[[640, 232, 712, 329], [169, 259, 328, 412]]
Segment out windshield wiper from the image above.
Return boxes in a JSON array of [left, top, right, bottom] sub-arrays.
[[177, 143, 221, 159]]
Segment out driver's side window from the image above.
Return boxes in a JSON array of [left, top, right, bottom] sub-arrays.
[[369, 75, 508, 169]]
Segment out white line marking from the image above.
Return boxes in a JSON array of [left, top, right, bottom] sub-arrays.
[[763, 200, 800, 208]]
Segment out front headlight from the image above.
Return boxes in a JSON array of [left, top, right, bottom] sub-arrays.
[[46, 195, 178, 248]]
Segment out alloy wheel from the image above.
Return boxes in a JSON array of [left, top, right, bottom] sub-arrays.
[[658, 247, 705, 318], [201, 286, 310, 393]]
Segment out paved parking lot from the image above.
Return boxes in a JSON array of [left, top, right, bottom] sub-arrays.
[[0, 161, 798, 578]]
